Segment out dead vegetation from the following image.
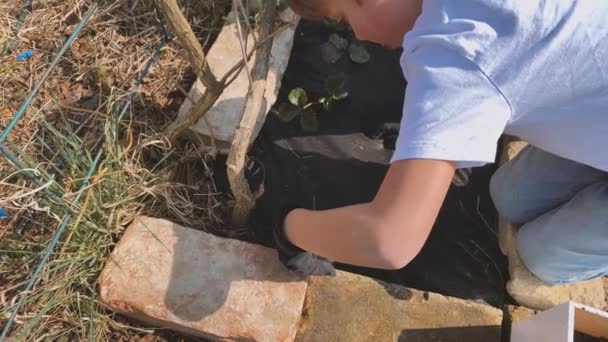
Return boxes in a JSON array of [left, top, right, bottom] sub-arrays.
[[0, 0, 234, 340]]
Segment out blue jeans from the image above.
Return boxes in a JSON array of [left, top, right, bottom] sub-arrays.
[[490, 145, 608, 285]]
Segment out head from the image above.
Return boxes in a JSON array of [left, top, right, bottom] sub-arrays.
[[288, 0, 422, 48]]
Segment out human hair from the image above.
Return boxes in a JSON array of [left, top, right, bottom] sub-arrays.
[[287, 0, 331, 20]]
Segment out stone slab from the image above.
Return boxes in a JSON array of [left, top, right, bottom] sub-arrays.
[[296, 271, 503, 342], [505, 305, 538, 324], [497, 139, 606, 311], [99, 216, 307, 341], [178, 10, 297, 153], [503, 305, 538, 342]]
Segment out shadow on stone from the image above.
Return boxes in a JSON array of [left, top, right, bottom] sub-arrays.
[[379, 280, 414, 300], [100, 217, 307, 341], [398, 326, 502, 342], [163, 218, 304, 323]]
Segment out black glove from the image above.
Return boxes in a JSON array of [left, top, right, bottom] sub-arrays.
[[273, 206, 305, 265], [273, 206, 336, 276]]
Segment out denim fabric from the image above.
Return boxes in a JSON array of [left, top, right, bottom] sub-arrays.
[[490, 145, 608, 284]]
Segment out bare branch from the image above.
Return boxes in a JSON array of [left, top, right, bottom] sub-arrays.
[[226, 1, 277, 226], [156, 0, 224, 142], [155, 0, 222, 90]]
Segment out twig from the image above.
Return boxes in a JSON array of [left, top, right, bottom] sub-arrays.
[[160, 1, 290, 143], [156, 0, 224, 142], [220, 21, 291, 86], [233, 0, 253, 86], [226, 1, 277, 226]]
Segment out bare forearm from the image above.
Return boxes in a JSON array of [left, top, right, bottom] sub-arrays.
[[283, 159, 455, 270], [284, 204, 423, 269]]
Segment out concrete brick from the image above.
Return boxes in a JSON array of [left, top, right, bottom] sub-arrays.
[[99, 216, 307, 341], [296, 271, 503, 342]]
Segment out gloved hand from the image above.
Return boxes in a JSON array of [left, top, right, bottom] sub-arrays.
[[273, 207, 336, 276]]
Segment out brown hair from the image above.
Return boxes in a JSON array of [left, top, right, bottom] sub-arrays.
[[287, 0, 331, 20]]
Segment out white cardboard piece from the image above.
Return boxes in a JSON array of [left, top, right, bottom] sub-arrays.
[[511, 301, 608, 342]]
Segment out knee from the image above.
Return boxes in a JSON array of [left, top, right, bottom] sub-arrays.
[[516, 224, 604, 285], [490, 166, 527, 224], [516, 227, 566, 284]]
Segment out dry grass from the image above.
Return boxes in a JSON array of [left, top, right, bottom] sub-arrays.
[[0, 0, 231, 340]]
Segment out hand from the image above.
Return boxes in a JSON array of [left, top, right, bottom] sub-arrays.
[[273, 207, 336, 276]]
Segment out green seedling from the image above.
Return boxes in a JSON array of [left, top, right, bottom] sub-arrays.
[[320, 30, 371, 64], [274, 73, 349, 132]]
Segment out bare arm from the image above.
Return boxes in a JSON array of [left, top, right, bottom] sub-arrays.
[[284, 159, 455, 269]]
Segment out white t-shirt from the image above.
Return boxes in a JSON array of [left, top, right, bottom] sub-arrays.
[[393, 0, 608, 171]]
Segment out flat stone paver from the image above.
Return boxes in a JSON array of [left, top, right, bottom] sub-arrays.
[[99, 216, 307, 341], [296, 271, 503, 342], [504, 305, 537, 324]]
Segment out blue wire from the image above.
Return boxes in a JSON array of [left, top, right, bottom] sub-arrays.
[[0, 144, 64, 203], [0, 149, 103, 341], [2, 0, 33, 55], [0, 3, 98, 144], [116, 29, 168, 124], [0, 5, 169, 339]]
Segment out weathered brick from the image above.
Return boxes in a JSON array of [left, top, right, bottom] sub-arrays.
[[99, 216, 307, 341], [296, 271, 503, 342]]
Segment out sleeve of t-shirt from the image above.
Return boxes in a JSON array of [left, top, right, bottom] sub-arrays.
[[392, 44, 511, 169]]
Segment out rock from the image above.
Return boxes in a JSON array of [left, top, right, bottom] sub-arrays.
[[296, 271, 503, 342], [497, 139, 606, 311], [504, 305, 537, 324], [178, 10, 297, 154], [503, 305, 538, 342], [99, 216, 307, 342]]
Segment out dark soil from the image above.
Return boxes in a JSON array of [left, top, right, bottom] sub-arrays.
[[215, 19, 510, 307]]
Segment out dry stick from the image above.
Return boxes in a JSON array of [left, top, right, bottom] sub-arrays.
[[160, 0, 290, 143], [233, 0, 253, 86], [221, 21, 292, 86], [156, 0, 224, 143], [226, 1, 277, 226]]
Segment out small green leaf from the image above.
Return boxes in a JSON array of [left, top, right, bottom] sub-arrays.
[[348, 43, 371, 64], [275, 103, 302, 123], [288, 88, 308, 107], [329, 33, 349, 50], [319, 96, 332, 111], [320, 41, 343, 64], [325, 73, 347, 95], [300, 109, 319, 132], [332, 90, 349, 100]]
